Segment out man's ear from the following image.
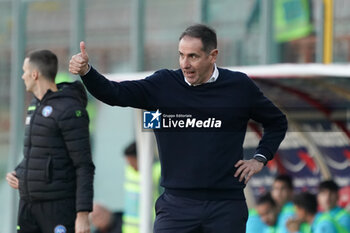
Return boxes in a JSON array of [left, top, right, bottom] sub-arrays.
[[210, 49, 218, 63], [31, 69, 39, 80]]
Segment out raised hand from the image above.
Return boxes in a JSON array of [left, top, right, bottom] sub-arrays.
[[69, 41, 90, 76]]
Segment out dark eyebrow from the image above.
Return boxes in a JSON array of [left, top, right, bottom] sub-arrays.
[[178, 52, 198, 57]]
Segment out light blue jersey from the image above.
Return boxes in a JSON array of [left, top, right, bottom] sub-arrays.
[[246, 209, 269, 233], [311, 212, 339, 233], [276, 202, 295, 233], [328, 206, 350, 233]]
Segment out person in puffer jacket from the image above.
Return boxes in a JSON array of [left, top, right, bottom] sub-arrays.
[[6, 49, 95, 233]]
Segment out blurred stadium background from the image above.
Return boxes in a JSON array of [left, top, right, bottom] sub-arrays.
[[0, 0, 350, 232]]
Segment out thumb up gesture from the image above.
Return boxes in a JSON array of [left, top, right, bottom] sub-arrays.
[[69, 41, 90, 76]]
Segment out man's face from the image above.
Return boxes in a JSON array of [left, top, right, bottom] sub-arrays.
[[125, 155, 138, 171], [317, 189, 338, 211], [22, 58, 36, 93], [271, 180, 293, 207], [178, 36, 218, 86], [256, 202, 278, 226], [294, 205, 307, 222]]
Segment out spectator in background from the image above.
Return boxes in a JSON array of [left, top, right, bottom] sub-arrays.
[[90, 141, 162, 233], [255, 192, 279, 233], [122, 141, 162, 233], [246, 207, 268, 233], [317, 180, 350, 232], [248, 174, 295, 233], [287, 192, 340, 233], [90, 203, 122, 233], [271, 174, 294, 209], [271, 174, 295, 232]]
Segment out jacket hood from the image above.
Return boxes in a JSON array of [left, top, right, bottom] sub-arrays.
[[53, 81, 88, 107]]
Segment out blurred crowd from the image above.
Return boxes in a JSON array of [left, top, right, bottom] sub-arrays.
[[246, 175, 350, 233]]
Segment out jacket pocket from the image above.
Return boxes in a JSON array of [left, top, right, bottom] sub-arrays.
[[45, 155, 52, 183], [14, 160, 25, 179]]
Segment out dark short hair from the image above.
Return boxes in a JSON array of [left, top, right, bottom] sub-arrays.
[[124, 141, 137, 157], [319, 180, 339, 192], [257, 192, 276, 207], [179, 24, 217, 53], [274, 174, 293, 190], [293, 192, 317, 215], [27, 50, 58, 82]]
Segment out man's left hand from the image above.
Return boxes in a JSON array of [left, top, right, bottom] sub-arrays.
[[234, 159, 264, 184], [75, 211, 90, 233], [6, 171, 19, 189]]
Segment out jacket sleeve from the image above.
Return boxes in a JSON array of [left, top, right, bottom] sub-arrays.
[[248, 78, 288, 161], [58, 106, 95, 212], [81, 66, 159, 109]]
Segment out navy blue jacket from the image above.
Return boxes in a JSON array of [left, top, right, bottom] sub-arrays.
[[82, 67, 287, 200]]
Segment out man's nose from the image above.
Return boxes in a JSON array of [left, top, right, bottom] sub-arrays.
[[182, 57, 191, 68]]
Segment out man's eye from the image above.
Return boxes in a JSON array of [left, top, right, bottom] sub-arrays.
[[191, 55, 197, 59]]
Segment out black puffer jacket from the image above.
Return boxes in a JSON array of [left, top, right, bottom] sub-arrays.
[[15, 81, 95, 212]]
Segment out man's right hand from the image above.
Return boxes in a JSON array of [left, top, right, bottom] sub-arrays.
[[6, 171, 19, 189], [69, 41, 90, 76]]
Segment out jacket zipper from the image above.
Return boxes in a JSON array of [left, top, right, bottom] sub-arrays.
[[24, 101, 40, 200]]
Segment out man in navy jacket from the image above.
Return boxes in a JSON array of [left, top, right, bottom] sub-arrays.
[[70, 24, 287, 233], [7, 50, 94, 233]]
